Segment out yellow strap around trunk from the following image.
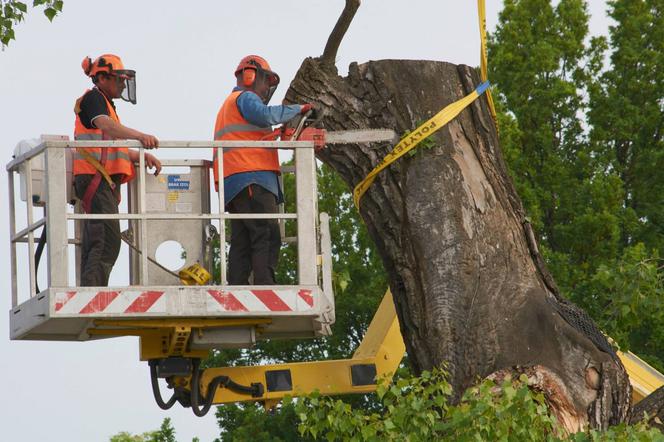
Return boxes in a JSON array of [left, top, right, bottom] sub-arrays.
[[353, 82, 490, 208], [353, 1, 497, 208]]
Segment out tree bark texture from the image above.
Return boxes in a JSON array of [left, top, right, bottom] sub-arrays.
[[631, 385, 664, 431], [285, 58, 632, 430]]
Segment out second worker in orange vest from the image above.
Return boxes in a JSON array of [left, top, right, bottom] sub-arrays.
[[213, 55, 313, 285], [74, 54, 162, 286]]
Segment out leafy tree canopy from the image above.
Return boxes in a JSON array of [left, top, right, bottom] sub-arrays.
[[0, 0, 62, 46]]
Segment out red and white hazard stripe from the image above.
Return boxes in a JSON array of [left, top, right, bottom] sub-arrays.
[[53, 288, 315, 315], [54, 290, 165, 314], [207, 289, 314, 312]]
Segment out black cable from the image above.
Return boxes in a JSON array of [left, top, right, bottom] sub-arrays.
[[149, 360, 177, 410], [189, 359, 264, 417], [190, 359, 216, 417], [34, 227, 47, 294]]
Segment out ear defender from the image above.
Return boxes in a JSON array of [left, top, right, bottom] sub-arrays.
[[81, 56, 92, 76], [242, 68, 256, 87]]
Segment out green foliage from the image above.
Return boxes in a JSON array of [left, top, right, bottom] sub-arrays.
[[570, 423, 664, 442], [151, 417, 177, 442], [296, 370, 550, 441], [294, 370, 663, 441], [109, 418, 190, 442], [489, 0, 664, 372], [588, 0, 664, 255], [0, 0, 62, 46], [400, 120, 437, 158], [215, 402, 312, 442], [574, 244, 664, 372], [110, 433, 153, 442]]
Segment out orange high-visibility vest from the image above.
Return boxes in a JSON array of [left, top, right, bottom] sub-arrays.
[[212, 91, 279, 189], [73, 89, 135, 183]]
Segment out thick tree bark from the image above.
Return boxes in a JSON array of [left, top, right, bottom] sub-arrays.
[[631, 385, 664, 431], [285, 57, 633, 431]]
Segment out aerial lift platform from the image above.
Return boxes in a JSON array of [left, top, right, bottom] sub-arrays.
[[7, 137, 405, 414], [6, 138, 662, 415]]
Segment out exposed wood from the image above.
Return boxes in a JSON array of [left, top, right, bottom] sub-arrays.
[[489, 366, 588, 434]]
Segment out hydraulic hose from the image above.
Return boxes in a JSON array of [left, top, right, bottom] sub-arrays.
[[189, 359, 264, 417], [149, 360, 178, 410]]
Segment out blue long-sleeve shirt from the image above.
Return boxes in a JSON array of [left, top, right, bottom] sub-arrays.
[[223, 88, 302, 206], [236, 88, 302, 126]]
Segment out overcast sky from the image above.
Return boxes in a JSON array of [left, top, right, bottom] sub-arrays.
[[0, 1, 611, 441]]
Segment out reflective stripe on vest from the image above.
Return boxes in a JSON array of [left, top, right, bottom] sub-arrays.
[[214, 123, 272, 140], [73, 88, 135, 183], [72, 149, 132, 162], [212, 91, 279, 184]]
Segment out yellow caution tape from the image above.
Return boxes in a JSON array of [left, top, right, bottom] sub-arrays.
[[478, 0, 497, 122], [353, 81, 490, 208], [179, 263, 211, 286]]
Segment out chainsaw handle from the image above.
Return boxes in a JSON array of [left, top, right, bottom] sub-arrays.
[[291, 110, 313, 141]]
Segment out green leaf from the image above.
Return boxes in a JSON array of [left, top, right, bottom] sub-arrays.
[[43, 7, 57, 21]]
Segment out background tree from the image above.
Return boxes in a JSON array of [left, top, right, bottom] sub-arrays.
[[109, 418, 184, 442], [489, 0, 664, 373], [0, 0, 62, 46]]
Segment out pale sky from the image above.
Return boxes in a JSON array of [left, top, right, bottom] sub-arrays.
[[0, 1, 611, 441]]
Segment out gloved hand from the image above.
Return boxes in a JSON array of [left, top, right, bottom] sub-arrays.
[[300, 103, 316, 117]]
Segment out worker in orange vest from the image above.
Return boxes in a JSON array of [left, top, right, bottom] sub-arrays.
[[74, 54, 162, 286], [213, 55, 313, 285]]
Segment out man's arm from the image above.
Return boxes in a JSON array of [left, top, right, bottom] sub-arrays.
[[237, 91, 303, 127], [94, 116, 161, 176], [93, 116, 159, 148]]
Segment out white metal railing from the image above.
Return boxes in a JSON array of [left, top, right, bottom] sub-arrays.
[[7, 139, 320, 307]]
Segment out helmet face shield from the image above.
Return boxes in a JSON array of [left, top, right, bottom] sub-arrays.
[[114, 69, 137, 104], [255, 68, 280, 104]]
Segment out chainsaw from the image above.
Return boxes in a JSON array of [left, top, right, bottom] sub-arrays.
[[265, 110, 398, 150]]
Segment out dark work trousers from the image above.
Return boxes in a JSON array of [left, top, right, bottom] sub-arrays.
[[227, 184, 281, 285], [74, 174, 122, 286]]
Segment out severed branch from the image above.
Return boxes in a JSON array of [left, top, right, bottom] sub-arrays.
[[320, 0, 361, 66], [630, 385, 664, 432]]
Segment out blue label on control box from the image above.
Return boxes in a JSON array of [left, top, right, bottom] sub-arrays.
[[167, 175, 190, 190]]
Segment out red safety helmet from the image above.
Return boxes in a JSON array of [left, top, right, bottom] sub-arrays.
[[82, 54, 137, 104], [234, 55, 280, 104]]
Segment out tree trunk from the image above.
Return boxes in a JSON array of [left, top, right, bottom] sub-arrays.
[[285, 57, 632, 431]]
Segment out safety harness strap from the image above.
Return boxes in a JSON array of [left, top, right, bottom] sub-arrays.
[[78, 147, 115, 213]]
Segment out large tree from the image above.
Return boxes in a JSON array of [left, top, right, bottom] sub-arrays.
[[279, 0, 663, 433]]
